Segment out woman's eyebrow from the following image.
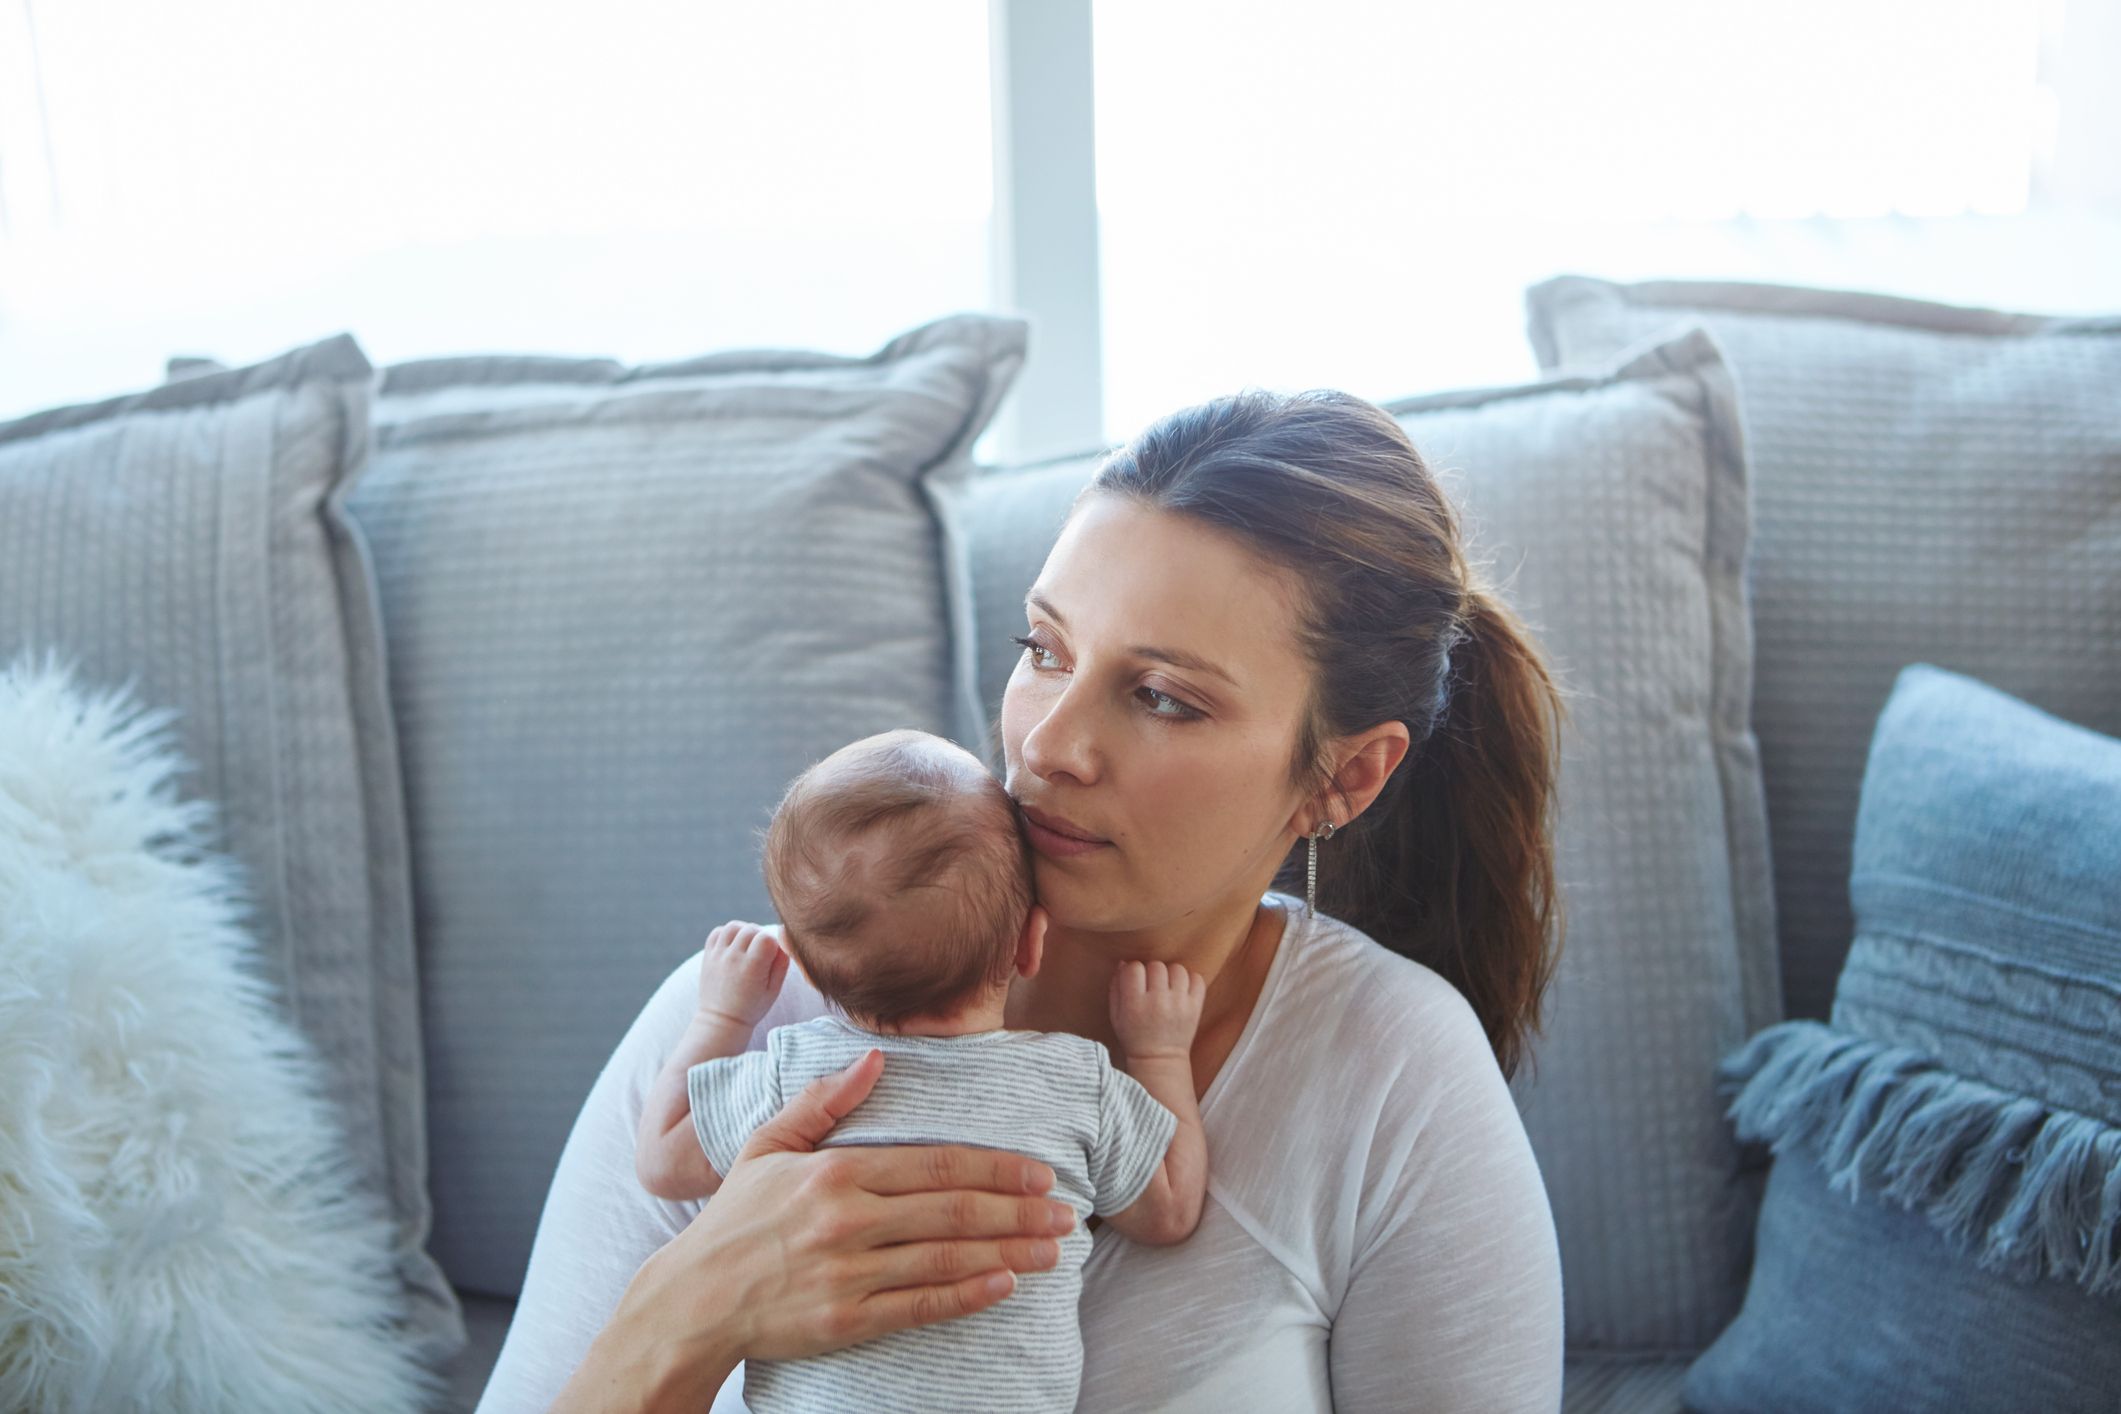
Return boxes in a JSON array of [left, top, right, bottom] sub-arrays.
[[1025, 589, 1238, 688]]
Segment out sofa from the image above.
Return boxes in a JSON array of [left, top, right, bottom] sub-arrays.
[[0, 275, 2113, 1413]]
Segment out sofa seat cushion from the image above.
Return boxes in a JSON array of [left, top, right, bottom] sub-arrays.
[[439, 1289, 517, 1413], [1562, 1355, 1687, 1413]]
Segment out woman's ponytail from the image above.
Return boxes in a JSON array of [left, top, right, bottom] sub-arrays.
[[1317, 587, 1568, 1084]]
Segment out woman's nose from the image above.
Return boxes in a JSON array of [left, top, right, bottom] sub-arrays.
[[1020, 679, 1101, 786]]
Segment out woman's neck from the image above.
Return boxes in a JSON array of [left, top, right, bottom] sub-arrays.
[[1006, 889, 1290, 1081]]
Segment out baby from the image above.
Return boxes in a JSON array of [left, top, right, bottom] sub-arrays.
[[633, 727, 1210, 1414]]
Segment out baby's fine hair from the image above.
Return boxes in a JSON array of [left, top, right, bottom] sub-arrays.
[[759, 729, 1034, 1028]]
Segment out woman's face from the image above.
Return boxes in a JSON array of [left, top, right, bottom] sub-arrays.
[[1000, 493, 1318, 933]]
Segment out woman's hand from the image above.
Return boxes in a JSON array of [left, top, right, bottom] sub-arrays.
[[555, 1048, 1074, 1413]]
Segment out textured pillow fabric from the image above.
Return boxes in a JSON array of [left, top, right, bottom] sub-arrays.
[[1689, 663, 2121, 1413], [925, 328, 1781, 1354], [0, 336, 459, 1359], [1524, 275, 2121, 1027], [343, 313, 1027, 1297], [0, 656, 445, 1412]]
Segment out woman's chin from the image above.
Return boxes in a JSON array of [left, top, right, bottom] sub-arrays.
[[1029, 859, 1117, 920]]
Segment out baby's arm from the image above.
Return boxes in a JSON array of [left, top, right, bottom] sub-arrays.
[[1100, 960, 1209, 1246], [634, 920, 789, 1201]]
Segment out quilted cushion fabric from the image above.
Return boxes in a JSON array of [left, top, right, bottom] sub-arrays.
[[1688, 664, 2121, 1412], [1561, 1357, 1688, 1414], [0, 335, 459, 1360], [344, 313, 1026, 1296], [925, 328, 1780, 1353], [1524, 275, 2121, 1026]]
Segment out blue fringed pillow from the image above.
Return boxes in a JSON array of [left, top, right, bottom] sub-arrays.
[[1684, 663, 2121, 1414]]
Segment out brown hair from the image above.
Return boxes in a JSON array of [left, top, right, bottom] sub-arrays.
[[759, 729, 1033, 1029], [1064, 390, 1572, 1083]]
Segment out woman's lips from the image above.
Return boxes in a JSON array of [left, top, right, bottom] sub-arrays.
[[1019, 805, 1110, 858], [1025, 817, 1110, 858]]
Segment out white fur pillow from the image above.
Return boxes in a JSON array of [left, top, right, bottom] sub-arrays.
[[0, 652, 442, 1412]]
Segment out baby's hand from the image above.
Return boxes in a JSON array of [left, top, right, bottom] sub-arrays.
[[1109, 960, 1207, 1061], [695, 920, 790, 1033]]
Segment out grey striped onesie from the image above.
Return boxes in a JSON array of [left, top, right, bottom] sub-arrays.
[[688, 1013, 1179, 1414]]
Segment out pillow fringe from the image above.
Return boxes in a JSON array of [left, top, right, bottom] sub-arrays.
[[1715, 1020, 2121, 1297]]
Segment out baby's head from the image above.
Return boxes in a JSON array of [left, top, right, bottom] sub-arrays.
[[760, 728, 1036, 1031]]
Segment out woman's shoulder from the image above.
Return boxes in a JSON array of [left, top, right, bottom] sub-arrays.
[[1208, 898, 1543, 1299], [1264, 892, 1494, 1075]]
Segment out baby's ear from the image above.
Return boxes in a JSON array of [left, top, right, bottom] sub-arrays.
[[1017, 904, 1048, 978], [773, 927, 813, 986]]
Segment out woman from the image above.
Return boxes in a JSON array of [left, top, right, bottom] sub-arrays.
[[481, 388, 1570, 1412]]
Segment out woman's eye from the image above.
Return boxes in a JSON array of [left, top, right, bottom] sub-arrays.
[[1138, 686, 1202, 721], [1009, 634, 1059, 670], [1011, 634, 1202, 723]]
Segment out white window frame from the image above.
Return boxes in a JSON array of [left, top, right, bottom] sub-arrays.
[[985, 0, 1105, 465]]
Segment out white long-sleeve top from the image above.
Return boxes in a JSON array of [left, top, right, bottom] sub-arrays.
[[475, 891, 1565, 1413]]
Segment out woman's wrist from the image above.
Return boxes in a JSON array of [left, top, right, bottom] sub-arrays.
[[558, 1247, 746, 1414], [559, 1311, 741, 1414], [634, 1325, 742, 1414]]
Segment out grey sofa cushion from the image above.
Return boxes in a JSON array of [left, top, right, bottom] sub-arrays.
[[1525, 275, 2121, 1024], [344, 313, 1027, 1296], [0, 334, 459, 1360], [925, 328, 1780, 1353], [1563, 1357, 1687, 1414], [439, 1290, 517, 1413]]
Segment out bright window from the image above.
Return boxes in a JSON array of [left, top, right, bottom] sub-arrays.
[[0, 1, 992, 420], [4, 0, 2115, 452], [1091, 0, 2085, 442]]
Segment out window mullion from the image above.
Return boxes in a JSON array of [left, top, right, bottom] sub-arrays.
[[986, 0, 1106, 464]]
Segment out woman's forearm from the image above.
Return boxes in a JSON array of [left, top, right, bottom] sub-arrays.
[[548, 1258, 744, 1414], [548, 1339, 736, 1414]]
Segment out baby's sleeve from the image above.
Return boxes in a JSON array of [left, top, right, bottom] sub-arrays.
[[686, 1032, 784, 1179], [1087, 1044, 1179, 1216]]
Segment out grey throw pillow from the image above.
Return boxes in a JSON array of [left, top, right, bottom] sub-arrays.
[[924, 328, 1780, 1354], [343, 313, 1027, 1296], [0, 335, 459, 1361], [1524, 274, 2121, 1025], [1688, 663, 2121, 1412]]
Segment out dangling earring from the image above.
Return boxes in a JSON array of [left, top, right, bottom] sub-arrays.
[[1305, 819, 1337, 919]]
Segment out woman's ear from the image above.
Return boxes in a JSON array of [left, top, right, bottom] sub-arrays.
[[1016, 903, 1048, 979], [1289, 722, 1412, 835]]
